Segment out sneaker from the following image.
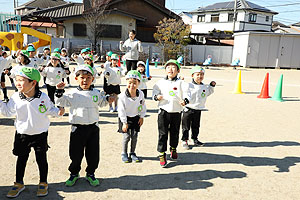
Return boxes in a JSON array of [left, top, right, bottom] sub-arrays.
[[109, 106, 114, 113], [121, 153, 131, 163], [65, 174, 79, 187], [159, 153, 167, 167], [182, 140, 189, 150], [113, 106, 118, 112], [170, 147, 178, 160], [36, 182, 48, 197], [6, 182, 25, 198], [3, 98, 9, 103], [193, 139, 204, 146], [130, 153, 141, 162], [85, 174, 100, 186]]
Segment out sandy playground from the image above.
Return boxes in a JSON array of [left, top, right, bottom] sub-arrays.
[[0, 65, 300, 200]]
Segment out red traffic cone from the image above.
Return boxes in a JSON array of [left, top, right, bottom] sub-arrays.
[[257, 73, 270, 99], [118, 56, 121, 67]]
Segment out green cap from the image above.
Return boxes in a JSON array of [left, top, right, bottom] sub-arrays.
[[17, 67, 41, 82], [191, 66, 205, 74], [74, 64, 95, 76], [27, 46, 36, 52], [86, 48, 91, 52], [111, 54, 119, 60], [165, 59, 181, 69], [53, 48, 61, 53], [81, 48, 89, 54], [20, 50, 30, 58], [106, 51, 113, 57], [50, 53, 61, 59], [84, 54, 94, 61], [126, 70, 141, 81]]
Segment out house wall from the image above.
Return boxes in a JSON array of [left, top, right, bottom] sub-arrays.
[[191, 10, 273, 34]]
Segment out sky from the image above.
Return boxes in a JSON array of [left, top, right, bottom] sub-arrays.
[[0, 0, 299, 25]]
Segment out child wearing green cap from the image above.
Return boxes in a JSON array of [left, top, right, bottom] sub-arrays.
[[103, 54, 125, 112], [27, 45, 44, 69], [55, 64, 114, 187], [60, 48, 71, 87], [152, 59, 190, 167], [0, 67, 64, 198], [181, 66, 216, 149], [40, 53, 69, 103], [118, 70, 146, 163]]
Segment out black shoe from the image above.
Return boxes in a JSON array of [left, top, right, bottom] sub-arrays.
[[3, 98, 9, 103], [193, 139, 204, 146]]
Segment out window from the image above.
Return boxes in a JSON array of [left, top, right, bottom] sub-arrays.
[[197, 15, 205, 22], [211, 14, 219, 22], [73, 23, 87, 36], [228, 13, 234, 22], [249, 13, 257, 22], [266, 16, 269, 22], [97, 24, 122, 38]]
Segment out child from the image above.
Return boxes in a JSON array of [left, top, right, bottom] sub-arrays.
[[1, 51, 15, 102], [60, 48, 71, 87], [103, 54, 124, 112], [0, 67, 64, 198], [118, 70, 146, 163], [137, 61, 151, 98], [71, 48, 88, 65], [181, 66, 216, 149], [40, 53, 69, 103], [152, 59, 190, 167], [27, 46, 44, 69], [55, 64, 114, 187]]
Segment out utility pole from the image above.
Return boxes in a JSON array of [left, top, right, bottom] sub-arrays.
[[233, 0, 237, 32]]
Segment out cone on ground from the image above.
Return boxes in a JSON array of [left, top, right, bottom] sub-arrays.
[[232, 70, 245, 94], [118, 56, 121, 67], [270, 74, 284, 102], [257, 73, 270, 99]]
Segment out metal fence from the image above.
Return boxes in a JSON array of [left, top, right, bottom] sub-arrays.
[[0, 14, 21, 33]]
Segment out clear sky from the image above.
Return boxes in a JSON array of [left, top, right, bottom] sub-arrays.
[[0, 0, 299, 25]]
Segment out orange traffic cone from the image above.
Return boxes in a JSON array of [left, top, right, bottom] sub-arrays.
[[118, 56, 121, 67], [257, 73, 270, 99]]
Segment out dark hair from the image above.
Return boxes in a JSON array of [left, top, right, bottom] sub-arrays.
[[75, 70, 93, 77], [2, 51, 7, 57], [130, 30, 136, 35], [23, 55, 31, 65], [28, 79, 39, 91]]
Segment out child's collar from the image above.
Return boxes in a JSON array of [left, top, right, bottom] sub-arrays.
[[125, 88, 139, 97], [77, 86, 93, 91], [19, 90, 41, 102], [165, 75, 179, 81], [192, 79, 203, 85]]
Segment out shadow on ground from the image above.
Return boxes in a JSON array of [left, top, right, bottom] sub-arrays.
[[0, 170, 246, 199]]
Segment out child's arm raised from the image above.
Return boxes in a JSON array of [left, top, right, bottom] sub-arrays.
[[97, 91, 111, 108], [152, 83, 163, 101], [55, 82, 71, 107], [0, 97, 16, 117]]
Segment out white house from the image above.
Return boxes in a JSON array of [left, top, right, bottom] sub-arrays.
[[179, 12, 192, 25], [189, 0, 278, 41]]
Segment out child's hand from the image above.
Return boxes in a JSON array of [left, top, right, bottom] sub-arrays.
[[4, 69, 9, 74], [180, 100, 186, 106], [122, 123, 128, 132], [39, 66, 45, 72], [56, 82, 65, 89], [138, 118, 144, 127], [108, 96, 115, 104], [156, 95, 163, 101], [180, 76, 185, 80], [58, 107, 65, 116], [210, 81, 216, 87]]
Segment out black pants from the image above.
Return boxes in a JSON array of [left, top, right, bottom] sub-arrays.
[[46, 84, 56, 104], [68, 123, 100, 175], [126, 60, 138, 72], [181, 108, 202, 141], [141, 89, 147, 98], [157, 109, 181, 152], [62, 77, 70, 84], [13, 132, 49, 183]]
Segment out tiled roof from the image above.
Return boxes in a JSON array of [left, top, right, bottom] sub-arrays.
[[26, 3, 83, 19], [191, 0, 277, 14], [17, 0, 67, 9]]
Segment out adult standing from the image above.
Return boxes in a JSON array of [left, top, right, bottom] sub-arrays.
[[120, 30, 143, 73]]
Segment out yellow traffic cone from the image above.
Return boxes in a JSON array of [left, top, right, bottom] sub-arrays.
[[232, 70, 245, 94]]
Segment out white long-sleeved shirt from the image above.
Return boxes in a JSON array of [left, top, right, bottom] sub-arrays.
[[0, 91, 60, 135], [29, 56, 44, 69], [61, 56, 70, 68], [138, 73, 150, 90], [72, 54, 85, 65], [0, 55, 15, 72], [118, 89, 146, 123], [152, 76, 190, 113], [55, 87, 108, 125], [186, 81, 214, 110], [120, 38, 143, 60], [103, 63, 125, 86], [41, 64, 67, 86]]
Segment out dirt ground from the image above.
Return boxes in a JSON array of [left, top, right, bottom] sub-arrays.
[[0, 65, 300, 200]]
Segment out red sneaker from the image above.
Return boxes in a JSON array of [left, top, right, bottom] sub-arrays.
[[170, 147, 178, 160], [159, 153, 167, 167]]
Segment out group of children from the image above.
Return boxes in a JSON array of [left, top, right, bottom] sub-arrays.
[[0, 46, 215, 198]]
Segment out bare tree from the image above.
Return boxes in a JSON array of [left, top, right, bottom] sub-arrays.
[[83, 0, 111, 52]]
